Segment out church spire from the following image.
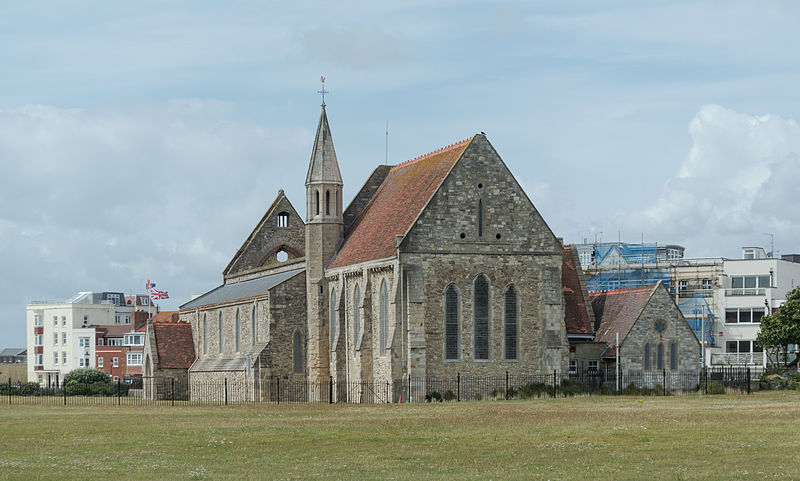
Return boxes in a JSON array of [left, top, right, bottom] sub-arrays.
[[306, 78, 342, 186]]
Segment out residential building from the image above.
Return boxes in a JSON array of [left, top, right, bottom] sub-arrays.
[[0, 348, 26, 364]]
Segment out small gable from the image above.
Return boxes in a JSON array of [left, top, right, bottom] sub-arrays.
[[224, 190, 305, 278]]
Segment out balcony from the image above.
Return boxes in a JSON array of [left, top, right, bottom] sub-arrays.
[[725, 288, 765, 297], [711, 352, 764, 365]]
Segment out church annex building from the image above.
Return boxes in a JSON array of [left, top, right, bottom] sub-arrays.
[[177, 102, 574, 402]]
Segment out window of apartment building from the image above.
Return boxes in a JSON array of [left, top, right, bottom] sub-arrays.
[[97, 338, 104, 346], [725, 307, 766, 324], [34, 334, 42, 346], [82, 315, 88, 324], [107, 293, 121, 306], [579, 250, 591, 268], [702, 279, 713, 290], [725, 340, 764, 353], [569, 360, 577, 374], [668, 248, 682, 260], [79, 337, 91, 348], [62, 316, 67, 326], [62, 352, 66, 364], [108, 338, 122, 346], [53, 315, 58, 326], [115, 315, 121, 324], [33, 314, 42, 327], [123, 334, 144, 346], [54, 352, 58, 364], [112, 357, 119, 367], [730, 275, 771, 289], [678, 280, 688, 293], [98, 357, 104, 368], [126, 352, 142, 366], [62, 333, 67, 344], [35, 354, 43, 366], [53, 333, 58, 344]]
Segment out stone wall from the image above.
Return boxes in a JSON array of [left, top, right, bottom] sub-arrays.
[[620, 285, 701, 373]]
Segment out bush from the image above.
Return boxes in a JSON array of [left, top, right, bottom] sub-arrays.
[[621, 383, 639, 395], [425, 391, 442, 402], [706, 382, 726, 395], [64, 368, 111, 385], [443, 390, 456, 402], [17, 382, 42, 396]]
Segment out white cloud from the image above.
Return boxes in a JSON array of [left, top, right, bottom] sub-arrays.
[[623, 105, 800, 257]]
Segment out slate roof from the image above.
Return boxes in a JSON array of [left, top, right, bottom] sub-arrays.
[[0, 348, 26, 357], [328, 137, 474, 269], [562, 246, 594, 336], [180, 267, 304, 310], [590, 285, 656, 358], [305, 105, 342, 185], [153, 323, 196, 369], [189, 353, 257, 372]]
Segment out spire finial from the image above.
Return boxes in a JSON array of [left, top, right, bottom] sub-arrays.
[[318, 76, 328, 106]]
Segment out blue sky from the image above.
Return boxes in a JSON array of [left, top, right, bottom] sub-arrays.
[[2, 1, 800, 346]]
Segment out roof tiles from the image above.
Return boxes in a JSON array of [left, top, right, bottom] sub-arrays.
[[590, 285, 655, 358], [562, 246, 593, 336], [329, 137, 473, 269], [153, 323, 196, 369]]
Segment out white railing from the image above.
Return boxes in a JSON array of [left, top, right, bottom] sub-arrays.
[[711, 353, 764, 365], [725, 288, 765, 296]]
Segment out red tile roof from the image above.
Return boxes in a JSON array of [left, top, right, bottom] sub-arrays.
[[153, 323, 196, 369], [590, 285, 655, 358], [95, 324, 137, 338], [562, 246, 593, 336], [329, 137, 474, 268], [152, 311, 179, 324]]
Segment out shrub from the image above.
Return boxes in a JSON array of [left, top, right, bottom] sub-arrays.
[[706, 382, 726, 395], [425, 391, 443, 402], [621, 383, 638, 395], [443, 390, 456, 402], [17, 382, 42, 396], [64, 368, 111, 385]]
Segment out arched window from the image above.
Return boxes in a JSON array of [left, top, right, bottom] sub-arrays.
[[235, 309, 241, 352], [203, 314, 207, 355], [478, 200, 483, 237], [330, 288, 337, 348], [277, 212, 289, 227], [380, 280, 389, 355], [326, 190, 331, 215], [293, 330, 303, 374], [670, 341, 678, 370], [445, 285, 459, 360], [657, 342, 664, 370], [644, 343, 651, 370], [504, 285, 518, 360], [251, 306, 257, 345], [218, 312, 224, 354], [315, 191, 320, 216], [353, 284, 361, 343], [474, 275, 490, 360]]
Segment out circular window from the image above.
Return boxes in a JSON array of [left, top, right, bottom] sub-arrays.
[[496, 233, 501, 240], [459, 233, 466, 239], [478, 183, 483, 189], [654, 320, 667, 333]]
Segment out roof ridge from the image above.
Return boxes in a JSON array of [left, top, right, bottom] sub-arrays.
[[590, 285, 655, 295], [391, 137, 472, 169]]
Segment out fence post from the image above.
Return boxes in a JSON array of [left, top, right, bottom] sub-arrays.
[[662, 369, 666, 396], [386, 381, 390, 404], [117, 379, 121, 406], [746, 368, 751, 395], [457, 372, 460, 402], [276, 377, 280, 404], [224, 378, 228, 406], [171, 378, 175, 407], [329, 376, 333, 404], [505, 371, 509, 401], [552, 370, 557, 398], [407, 374, 411, 403]]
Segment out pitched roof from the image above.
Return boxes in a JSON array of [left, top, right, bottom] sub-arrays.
[[305, 105, 342, 185], [95, 324, 137, 338], [590, 285, 656, 358], [0, 348, 25, 357], [329, 137, 474, 269], [562, 246, 593, 336], [180, 267, 304, 310], [153, 323, 196, 369]]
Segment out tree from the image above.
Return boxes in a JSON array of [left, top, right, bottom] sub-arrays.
[[757, 286, 800, 367], [63, 368, 111, 385]]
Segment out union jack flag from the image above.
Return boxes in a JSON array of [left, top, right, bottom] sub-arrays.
[[150, 289, 169, 300]]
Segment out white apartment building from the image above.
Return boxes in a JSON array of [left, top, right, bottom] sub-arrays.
[[708, 247, 800, 367], [26, 291, 138, 386]]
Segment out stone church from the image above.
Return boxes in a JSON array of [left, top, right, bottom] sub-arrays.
[[179, 101, 569, 401]]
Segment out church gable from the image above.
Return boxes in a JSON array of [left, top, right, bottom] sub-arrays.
[[401, 134, 561, 255], [224, 190, 305, 278]]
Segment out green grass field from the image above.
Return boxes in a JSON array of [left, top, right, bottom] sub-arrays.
[[1, 391, 799, 480]]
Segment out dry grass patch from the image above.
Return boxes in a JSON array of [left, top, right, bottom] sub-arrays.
[[1, 391, 799, 480]]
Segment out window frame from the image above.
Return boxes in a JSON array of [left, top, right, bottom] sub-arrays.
[[473, 275, 491, 361]]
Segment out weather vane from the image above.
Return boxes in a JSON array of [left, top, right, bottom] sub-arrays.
[[318, 76, 329, 106]]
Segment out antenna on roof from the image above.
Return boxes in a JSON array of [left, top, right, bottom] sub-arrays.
[[385, 120, 389, 164]]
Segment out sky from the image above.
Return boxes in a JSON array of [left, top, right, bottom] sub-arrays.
[[2, 1, 800, 347]]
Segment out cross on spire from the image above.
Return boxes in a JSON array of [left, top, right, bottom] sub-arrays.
[[318, 76, 329, 106]]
